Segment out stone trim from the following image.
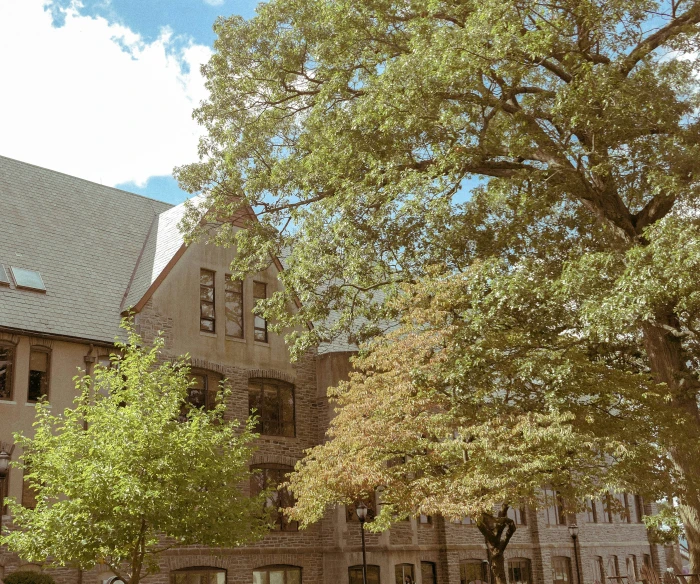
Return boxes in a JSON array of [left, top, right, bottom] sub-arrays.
[[188, 357, 228, 375], [247, 369, 295, 384], [28, 337, 53, 349], [250, 453, 298, 468]]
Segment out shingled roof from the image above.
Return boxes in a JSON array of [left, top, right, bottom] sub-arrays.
[[0, 155, 184, 344]]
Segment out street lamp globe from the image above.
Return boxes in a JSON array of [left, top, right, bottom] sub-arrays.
[[0, 449, 10, 477], [568, 523, 579, 538], [356, 502, 368, 522]]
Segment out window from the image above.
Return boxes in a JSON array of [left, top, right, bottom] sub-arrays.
[[10, 267, 46, 291], [419, 514, 433, 526], [592, 557, 605, 584], [225, 277, 244, 338], [0, 265, 10, 285], [614, 492, 631, 522], [508, 559, 531, 584], [586, 499, 598, 523], [422, 562, 437, 584], [346, 495, 377, 522], [200, 269, 216, 332], [249, 378, 295, 437], [185, 371, 220, 412], [0, 343, 14, 400], [28, 347, 50, 402], [626, 556, 638, 582], [643, 555, 652, 571], [552, 557, 572, 584], [507, 506, 527, 525], [253, 565, 301, 584], [22, 466, 38, 510], [349, 565, 380, 584], [544, 488, 566, 525], [253, 281, 268, 342], [395, 563, 415, 584], [454, 516, 474, 525], [250, 464, 298, 531], [1, 468, 8, 514], [171, 568, 226, 584], [460, 561, 489, 584]]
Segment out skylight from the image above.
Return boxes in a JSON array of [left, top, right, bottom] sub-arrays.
[[0, 265, 9, 286], [11, 267, 46, 292]]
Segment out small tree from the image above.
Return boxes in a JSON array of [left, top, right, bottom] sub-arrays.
[[0, 325, 269, 584]]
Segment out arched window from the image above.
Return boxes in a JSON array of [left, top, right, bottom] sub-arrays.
[[349, 565, 380, 584], [250, 464, 298, 531], [508, 559, 531, 584], [552, 557, 572, 584], [461, 560, 489, 584], [28, 346, 50, 402], [170, 567, 226, 584], [253, 565, 301, 584], [248, 378, 295, 437], [395, 563, 415, 584], [0, 341, 15, 400]]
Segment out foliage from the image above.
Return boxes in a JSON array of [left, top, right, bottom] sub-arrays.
[[286, 270, 669, 527], [644, 501, 687, 546], [176, 0, 700, 570], [0, 323, 269, 584], [3, 571, 57, 584]]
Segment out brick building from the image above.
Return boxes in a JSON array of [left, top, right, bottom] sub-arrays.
[[0, 155, 675, 584]]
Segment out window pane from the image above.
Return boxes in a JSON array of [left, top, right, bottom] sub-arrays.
[[253, 282, 268, 342], [200, 286, 214, 302], [200, 270, 214, 287], [263, 384, 280, 435], [508, 560, 531, 584], [188, 374, 207, 409], [0, 345, 14, 400], [553, 557, 570, 584], [287, 569, 301, 584], [28, 350, 49, 402], [461, 562, 488, 584], [201, 302, 215, 319], [252, 573, 265, 584], [281, 386, 294, 437], [269, 571, 284, 584]]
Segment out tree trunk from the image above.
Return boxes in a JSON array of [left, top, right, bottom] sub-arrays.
[[477, 505, 517, 584], [643, 314, 700, 572]]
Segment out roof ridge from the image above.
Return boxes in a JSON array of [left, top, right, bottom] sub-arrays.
[[0, 154, 176, 209]]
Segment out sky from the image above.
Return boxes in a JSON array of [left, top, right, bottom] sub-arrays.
[[0, 0, 261, 205]]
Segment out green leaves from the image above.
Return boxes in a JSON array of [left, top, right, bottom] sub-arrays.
[[1, 323, 268, 584]]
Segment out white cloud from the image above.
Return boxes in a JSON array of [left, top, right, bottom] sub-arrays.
[[0, 0, 212, 187], [203, 0, 225, 5]]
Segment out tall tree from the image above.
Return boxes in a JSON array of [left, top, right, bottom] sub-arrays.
[[176, 0, 700, 567], [0, 326, 269, 584]]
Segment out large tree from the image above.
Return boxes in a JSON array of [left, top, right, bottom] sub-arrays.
[[0, 326, 269, 584], [176, 0, 700, 568]]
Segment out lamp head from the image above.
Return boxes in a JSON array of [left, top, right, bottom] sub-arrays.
[[0, 449, 10, 476], [568, 523, 579, 538], [356, 502, 368, 522]]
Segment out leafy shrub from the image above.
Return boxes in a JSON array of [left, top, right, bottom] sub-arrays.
[[4, 571, 57, 584]]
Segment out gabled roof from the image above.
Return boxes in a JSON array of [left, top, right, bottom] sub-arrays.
[[0, 155, 179, 343]]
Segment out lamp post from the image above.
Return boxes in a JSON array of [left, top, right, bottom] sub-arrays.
[[569, 523, 582, 584], [356, 502, 369, 584], [0, 448, 11, 540]]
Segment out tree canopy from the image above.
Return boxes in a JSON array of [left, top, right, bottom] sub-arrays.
[[176, 0, 700, 570], [0, 326, 269, 584]]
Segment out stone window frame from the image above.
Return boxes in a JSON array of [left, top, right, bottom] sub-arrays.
[[27, 345, 51, 403], [0, 340, 15, 401]]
